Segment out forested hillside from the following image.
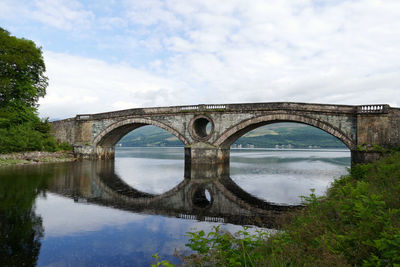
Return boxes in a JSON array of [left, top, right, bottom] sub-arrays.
[[117, 123, 346, 149]]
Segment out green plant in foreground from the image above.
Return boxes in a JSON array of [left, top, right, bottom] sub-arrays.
[[151, 254, 174, 267], [184, 226, 270, 267]]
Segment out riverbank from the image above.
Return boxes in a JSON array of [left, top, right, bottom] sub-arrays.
[[0, 151, 75, 167]]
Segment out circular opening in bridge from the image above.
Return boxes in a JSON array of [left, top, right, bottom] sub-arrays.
[[192, 187, 213, 209], [190, 116, 214, 141]]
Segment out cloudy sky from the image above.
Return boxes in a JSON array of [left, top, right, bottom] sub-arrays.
[[1, 0, 399, 119]]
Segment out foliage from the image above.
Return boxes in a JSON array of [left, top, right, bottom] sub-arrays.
[[357, 143, 387, 152], [0, 120, 60, 153], [0, 27, 68, 153], [0, 27, 47, 108], [151, 254, 174, 267], [178, 152, 400, 266], [184, 226, 270, 267], [57, 141, 73, 151], [0, 158, 29, 165]]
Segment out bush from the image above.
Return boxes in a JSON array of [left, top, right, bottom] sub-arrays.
[[0, 122, 59, 153], [185, 226, 270, 267], [57, 142, 73, 151]]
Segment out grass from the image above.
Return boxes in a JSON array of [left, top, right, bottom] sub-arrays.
[[0, 151, 75, 167], [0, 158, 30, 166]]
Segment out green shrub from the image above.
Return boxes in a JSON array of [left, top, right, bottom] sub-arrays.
[[0, 122, 59, 153], [57, 142, 73, 151], [185, 226, 270, 267]]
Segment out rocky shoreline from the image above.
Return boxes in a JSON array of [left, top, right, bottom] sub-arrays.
[[0, 151, 76, 167]]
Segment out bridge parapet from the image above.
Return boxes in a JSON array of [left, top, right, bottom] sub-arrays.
[[180, 104, 226, 111], [357, 104, 389, 114], [76, 114, 91, 120]]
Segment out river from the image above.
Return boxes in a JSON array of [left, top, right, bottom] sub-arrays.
[[0, 147, 350, 266]]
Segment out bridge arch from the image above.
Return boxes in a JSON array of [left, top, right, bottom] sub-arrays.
[[214, 113, 356, 150], [93, 118, 190, 147]]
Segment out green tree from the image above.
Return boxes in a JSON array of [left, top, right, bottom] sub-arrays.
[[0, 27, 59, 153], [0, 27, 48, 109]]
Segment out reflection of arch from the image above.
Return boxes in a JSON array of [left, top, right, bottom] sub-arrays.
[[93, 118, 189, 147], [214, 113, 355, 149], [97, 169, 155, 198], [217, 177, 299, 211], [92, 160, 189, 203]]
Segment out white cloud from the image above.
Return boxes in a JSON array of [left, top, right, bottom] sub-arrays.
[[0, 0, 94, 31], [39, 51, 189, 119], [21, 0, 400, 118], [123, 0, 181, 28], [36, 194, 146, 237], [32, 0, 94, 31]]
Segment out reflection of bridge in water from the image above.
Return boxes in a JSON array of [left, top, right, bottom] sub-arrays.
[[48, 161, 299, 228]]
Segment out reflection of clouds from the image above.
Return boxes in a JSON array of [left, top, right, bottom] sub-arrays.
[[144, 217, 163, 233], [35, 194, 146, 237], [114, 156, 183, 194], [231, 172, 334, 205], [231, 151, 350, 204]]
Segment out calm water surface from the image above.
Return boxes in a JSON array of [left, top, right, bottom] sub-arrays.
[[0, 147, 350, 266]]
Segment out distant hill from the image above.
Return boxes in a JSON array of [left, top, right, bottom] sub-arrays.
[[117, 123, 346, 149]]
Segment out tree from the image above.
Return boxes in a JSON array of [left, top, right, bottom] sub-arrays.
[[0, 27, 48, 110], [0, 28, 58, 153]]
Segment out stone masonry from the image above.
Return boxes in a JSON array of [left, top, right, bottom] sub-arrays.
[[50, 102, 400, 165]]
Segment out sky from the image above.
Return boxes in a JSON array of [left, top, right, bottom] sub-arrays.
[[1, 0, 399, 119]]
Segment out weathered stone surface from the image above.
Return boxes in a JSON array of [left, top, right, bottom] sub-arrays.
[[50, 102, 400, 164], [51, 118, 76, 144]]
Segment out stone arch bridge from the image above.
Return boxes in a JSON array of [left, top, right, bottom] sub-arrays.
[[51, 102, 400, 165]]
